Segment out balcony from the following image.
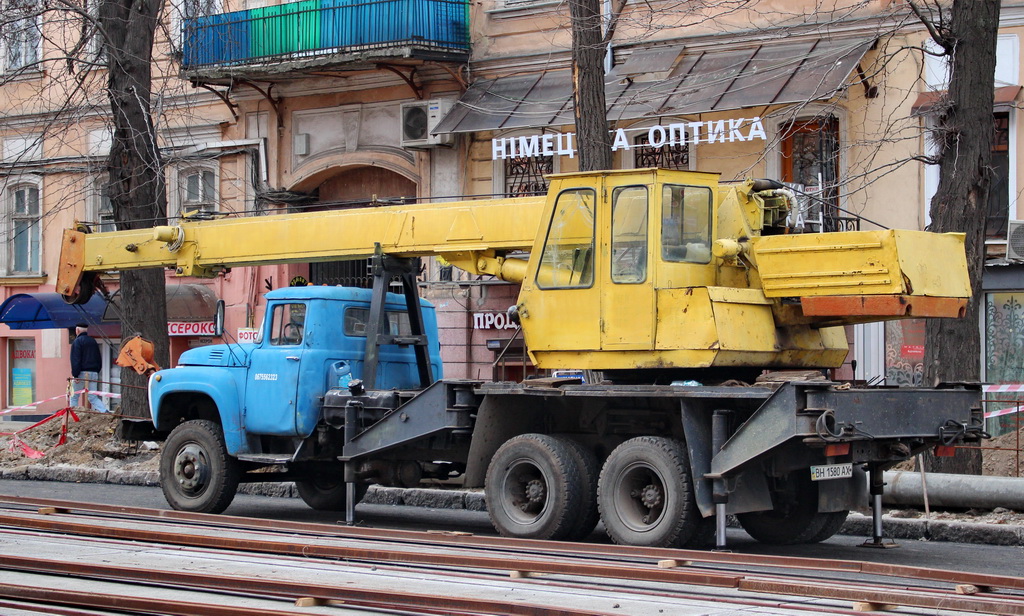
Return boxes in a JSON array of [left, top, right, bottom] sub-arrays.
[[181, 0, 469, 78]]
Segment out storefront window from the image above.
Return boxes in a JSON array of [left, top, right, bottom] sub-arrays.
[[884, 319, 925, 387], [985, 292, 1024, 436], [8, 338, 35, 407]]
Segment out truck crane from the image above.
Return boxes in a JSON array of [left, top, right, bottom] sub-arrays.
[[57, 168, 983, 549]]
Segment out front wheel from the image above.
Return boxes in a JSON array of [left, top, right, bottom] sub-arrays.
[[160, 420, 240, 513], [597, 436, 701, 548]]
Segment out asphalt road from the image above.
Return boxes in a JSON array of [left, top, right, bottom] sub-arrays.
[[1, 478, 1021, 577]]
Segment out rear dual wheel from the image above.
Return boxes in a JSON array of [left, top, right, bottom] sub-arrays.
[[736, 471, 848, 545], [485, 434, 597, 540], [597, 436, 703, 548]]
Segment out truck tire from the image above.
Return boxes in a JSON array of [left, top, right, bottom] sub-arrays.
[[296, 476, 368, 511], [736, 471, 825, 545], [597, 436, 701, 548], [485, 434, 584, 540], [561, 438, 600, 541], [161, 420, 240, 514], [803, 510, 849, 543]]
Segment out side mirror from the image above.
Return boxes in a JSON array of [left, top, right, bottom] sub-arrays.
[[214, 299, 225, 338]]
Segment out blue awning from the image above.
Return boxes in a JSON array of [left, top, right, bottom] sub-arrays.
[[0, 293, 110, 330]]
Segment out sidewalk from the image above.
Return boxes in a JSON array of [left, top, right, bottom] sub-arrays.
[[2, 463, 1022, 547]]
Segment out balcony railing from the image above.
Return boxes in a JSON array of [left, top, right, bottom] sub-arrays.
[[182, 0, 469, 69]]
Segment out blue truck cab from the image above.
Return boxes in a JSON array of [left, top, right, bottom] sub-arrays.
[[149, 286, 443, 457]]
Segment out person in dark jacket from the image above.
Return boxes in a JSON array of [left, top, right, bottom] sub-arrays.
[[70, 323, 108, 412]]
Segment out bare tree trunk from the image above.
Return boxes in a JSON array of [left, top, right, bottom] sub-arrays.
[[569, 0, 612, 171], [100, 0, 169, 419], [920, 0, 1000, 474]]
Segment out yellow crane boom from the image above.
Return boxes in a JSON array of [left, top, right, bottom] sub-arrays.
[[58, 195, 545, 293]]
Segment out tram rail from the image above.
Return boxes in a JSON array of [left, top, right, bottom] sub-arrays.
[[0, 495, 1021, 615]]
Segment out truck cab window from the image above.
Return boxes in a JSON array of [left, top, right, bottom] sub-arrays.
[[270, 303, 306, 345], [611, 186, 648, 283], [662, 185, 712, 264], [536, 188, 595, 289], [344, 308, 412, 337]]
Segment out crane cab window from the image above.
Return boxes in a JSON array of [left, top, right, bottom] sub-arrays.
[[662, 184, 712, 264], [611, 186, 648, 283], [344, 308, 412, 337], [269, 303, 306, 346], [536, 188, 596, 289]]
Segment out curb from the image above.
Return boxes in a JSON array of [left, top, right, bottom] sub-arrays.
[[1, 465, 1019, 546]]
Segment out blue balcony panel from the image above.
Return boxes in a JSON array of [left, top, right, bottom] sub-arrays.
[[182, 0, 469, 70]]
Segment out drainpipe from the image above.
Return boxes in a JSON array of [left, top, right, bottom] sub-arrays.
[[883, 471, 1024, 510]]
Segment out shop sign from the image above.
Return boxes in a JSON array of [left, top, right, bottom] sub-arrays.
[[491, 118, 768, 161], [168, 321, 217, 336], [11, 349, 34, 359], [473, 312, 518, 330], [901, 344, 925, 358], [237, 328, 259, 343], [188, 337, 214, 348]]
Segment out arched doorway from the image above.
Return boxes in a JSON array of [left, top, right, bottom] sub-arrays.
[[303, 166, 416, 287]]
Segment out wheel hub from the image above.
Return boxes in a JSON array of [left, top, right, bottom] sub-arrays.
[[523, 478, 546, 508], [174, 444, 208, 492], [640, 484, 662, 509]]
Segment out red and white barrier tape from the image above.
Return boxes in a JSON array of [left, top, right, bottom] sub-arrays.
[[983, 383, 1024, 393], [986, 406, 1021, 419], [0, 389, 120, 417], [1, 407, 79, 458], [981, 384, 1024, 419]]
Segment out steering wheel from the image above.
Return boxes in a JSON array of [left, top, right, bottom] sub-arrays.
[[282, 322, 302, 344]]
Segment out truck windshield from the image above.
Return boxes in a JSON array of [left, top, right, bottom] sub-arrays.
[[536, 188, 596, 289], [344, 308, 412, 337]]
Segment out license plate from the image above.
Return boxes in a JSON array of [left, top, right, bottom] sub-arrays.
[[810, 463, 853, 481]]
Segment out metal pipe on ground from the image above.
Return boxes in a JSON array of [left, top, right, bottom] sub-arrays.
[[883, 471, 1024, 510]]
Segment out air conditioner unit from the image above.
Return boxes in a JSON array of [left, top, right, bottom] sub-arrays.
[[400, 100, 453, 149], [1007, 220, 1024, 260]]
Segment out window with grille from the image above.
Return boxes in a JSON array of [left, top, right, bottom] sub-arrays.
[[633, 134, 689, 170], [504, 155, 553, 198], [779, 116, 854, 232], [987, 112, 1011, 239]]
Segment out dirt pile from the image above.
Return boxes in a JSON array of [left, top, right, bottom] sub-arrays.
[[983, 425, 1024, 477], [0, 409, 159, 473]]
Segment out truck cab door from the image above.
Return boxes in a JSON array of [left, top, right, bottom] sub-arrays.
[[601, 182, 654, 349], [243, 302, 307, 436], [519, 187, 602, 356]]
